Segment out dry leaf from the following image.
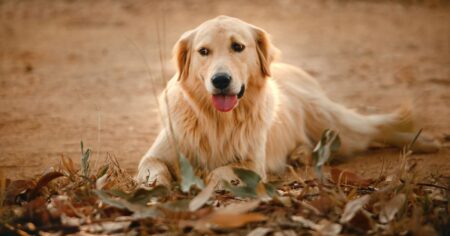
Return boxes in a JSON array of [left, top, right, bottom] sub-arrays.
[[316, 219, 342, 236], [189, 178, 217, 211], [206, 212, 267, 229], [216, 200, 261, 214], [247, 227, 273, 236], [274, 230, 297, 236], [349, 210, 373, 231], [309, 196, 334, 214], [340, 195, 370, 223], [5, 180, 35, 203], [95, 173, 108, 190], [80, 221, 131, 234], [292, 215, 318, 229], [379, 193, 406, 223]]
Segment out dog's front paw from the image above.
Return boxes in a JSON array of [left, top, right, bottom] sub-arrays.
[[135, 169, 171, 188], [206, 166, 238, 187], [135, 159, 172, 188]]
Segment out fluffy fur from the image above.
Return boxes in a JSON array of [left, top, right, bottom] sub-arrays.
[[136, 16, 440, 186]]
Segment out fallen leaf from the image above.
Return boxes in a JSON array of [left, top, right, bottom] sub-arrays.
[[309, 196, 334, 214], [292, 215, 318, 229], [379, 193, 406, 223], [225, 168, 274, 199], [247, 227, 273, 236], [80, 221, 131, 234], [179, 154, 204, 192], [217, 200, 261, 214], [316, 219, 342, 236], [274, 230, 297, 236], [29, 171, 64, 199], [5, 180, 35, 204], [340, 195, 370, 223], [95, 173, 108, 190], [349, 210, 373, 231], [312, 130, 341, 179], [206, 212, 267, 229], [233, 168, 261, 189], [189, 178, 217, 211]]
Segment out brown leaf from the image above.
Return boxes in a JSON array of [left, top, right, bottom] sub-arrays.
[[316, 219, 342, 236], [30, 171, 64, 199], [60, 155, 77, 175], [309, 196, 334, 214], [5, 180, 35, 204], [379, 193, 406, 223], [331, 168, 372, 187], [189, 177, 217, 211], [217, 200, 261, 214], [247, 227, 273, 236], [206, 212, 267, 229], [340, 195, 370, 223], [24, 197, 52, 225], [349, 210, 373, 231]]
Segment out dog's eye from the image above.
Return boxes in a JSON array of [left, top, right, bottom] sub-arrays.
[[198, 48, 209, 56], [231, 42, 245, 53]]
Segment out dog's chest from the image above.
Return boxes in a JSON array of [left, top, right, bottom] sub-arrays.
[[174, 111, 265, 171]]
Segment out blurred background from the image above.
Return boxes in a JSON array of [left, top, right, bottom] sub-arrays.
[[1, 0, 449, 179]]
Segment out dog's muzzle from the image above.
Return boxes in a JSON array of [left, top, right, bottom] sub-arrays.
[[237, 84, 245, 99]]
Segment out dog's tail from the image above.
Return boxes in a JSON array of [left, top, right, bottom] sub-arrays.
[[367, 104, 415, 135], [304, 99, 422, 155]]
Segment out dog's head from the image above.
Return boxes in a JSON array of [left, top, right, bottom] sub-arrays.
[[174, 15, 279, 112]]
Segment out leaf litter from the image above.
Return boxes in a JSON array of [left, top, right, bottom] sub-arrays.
[[0, 132, 448, 235]]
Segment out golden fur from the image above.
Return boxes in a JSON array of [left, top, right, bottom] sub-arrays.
[[136, 16, 440, 186]]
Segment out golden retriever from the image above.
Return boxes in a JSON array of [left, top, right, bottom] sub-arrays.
[[136, 16, 440, 187]]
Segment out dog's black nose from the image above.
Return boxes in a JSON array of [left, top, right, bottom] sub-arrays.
[[211, 73, 231, 90]]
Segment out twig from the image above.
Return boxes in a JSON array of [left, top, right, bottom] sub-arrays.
[[415, 183, 449, 191]]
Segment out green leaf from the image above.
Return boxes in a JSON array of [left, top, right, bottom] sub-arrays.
[[179, 154, 204, 193], [263, 183, 277, 198], [312, 129, 341, 180], [233, 168, 261, 189], [127, 186, 169, 204], [162, 199, 191, 212], [224, 168, 271, 199], [96, 164, 109, 179], [94, 190, 161, 219], [223, 181, 258, 198], [104, 185, 169, 205], [80, 141, 91, 178], [94, 190, 128, 209]]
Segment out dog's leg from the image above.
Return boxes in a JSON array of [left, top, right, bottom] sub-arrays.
[[136, 129, 177, 187], [137, 158, 172, 187], [289, 144, 313, 166]]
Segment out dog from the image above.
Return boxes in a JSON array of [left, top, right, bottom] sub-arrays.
[[136, 15, 440, 187]]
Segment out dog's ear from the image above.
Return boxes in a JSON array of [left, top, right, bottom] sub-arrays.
[[252, 27, 280, 77], [173, 30, 195, 81]]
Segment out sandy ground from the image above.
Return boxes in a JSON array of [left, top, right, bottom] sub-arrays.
[[1, 0, 449, 180]]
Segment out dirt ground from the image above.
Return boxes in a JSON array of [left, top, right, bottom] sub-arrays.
[[1, 0, 449, 180]]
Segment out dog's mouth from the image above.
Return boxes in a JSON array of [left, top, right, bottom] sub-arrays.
[[211, 85, 245, 112]]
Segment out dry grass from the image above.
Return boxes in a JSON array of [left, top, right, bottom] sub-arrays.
[[0, 134, 448, 235]]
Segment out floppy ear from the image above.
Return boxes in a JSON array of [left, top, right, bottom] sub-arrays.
[[252, 27, 280, 77], [173, 30, 195, 81]]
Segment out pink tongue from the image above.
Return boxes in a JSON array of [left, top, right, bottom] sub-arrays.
[[212, 95, 238, 112]]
